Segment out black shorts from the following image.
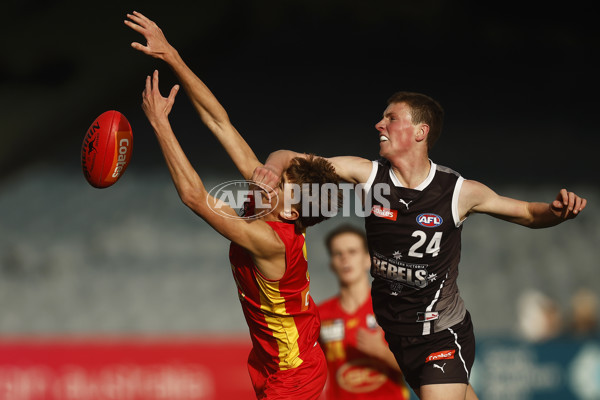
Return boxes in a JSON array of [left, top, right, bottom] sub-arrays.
[[384, 311, 475, 390]]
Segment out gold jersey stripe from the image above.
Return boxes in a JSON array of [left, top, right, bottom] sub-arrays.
[[302, 232, 308, 261], [255, 273, 303, 370]]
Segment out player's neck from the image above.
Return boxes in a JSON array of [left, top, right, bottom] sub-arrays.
[[388, 154, 431, 189], [339, 280, 370, 314]]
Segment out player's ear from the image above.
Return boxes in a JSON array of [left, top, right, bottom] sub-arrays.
[[279, 207, 299, 222], [416, 123, 429, 143]]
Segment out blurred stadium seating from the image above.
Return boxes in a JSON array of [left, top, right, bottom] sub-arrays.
[[0, 167, 597, 337], [1, 168, 598, 400]]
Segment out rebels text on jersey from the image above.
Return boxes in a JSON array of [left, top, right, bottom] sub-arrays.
[[364, 159, 467, 336]]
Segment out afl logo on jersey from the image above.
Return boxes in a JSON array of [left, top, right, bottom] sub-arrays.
[[417, 213, 443, 228]]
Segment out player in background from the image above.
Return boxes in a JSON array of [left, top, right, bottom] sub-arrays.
[[254, 92, 587, 400], [129, 12, 341, 398], [318, 224, 410, 400]]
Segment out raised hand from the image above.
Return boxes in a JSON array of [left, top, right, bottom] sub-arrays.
[[142, 70, 180, 127], [125, 11, 175, 61]]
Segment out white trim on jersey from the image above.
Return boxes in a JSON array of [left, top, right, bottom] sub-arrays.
[[415, 160, 437, 191], [363, 160, 379, 195], [448, 327, 470, 379], [422, 276, 447, 335], [452, 176, 466, 227], [388, 160, 437, 190]]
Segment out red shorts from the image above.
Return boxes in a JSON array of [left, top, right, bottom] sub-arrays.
[[248, 344, 327, 400]]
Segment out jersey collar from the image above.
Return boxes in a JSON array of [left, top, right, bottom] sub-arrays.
[[389, 159, 437, 191]]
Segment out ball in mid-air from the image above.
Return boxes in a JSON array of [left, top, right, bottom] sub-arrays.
[[81, 110, 133, 188]]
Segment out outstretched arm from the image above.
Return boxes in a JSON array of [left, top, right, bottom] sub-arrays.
[[142, 70, 285, 277], [125, 11, 259, 180], [459, 180, 587, 228], [253, 150, 374, 196]]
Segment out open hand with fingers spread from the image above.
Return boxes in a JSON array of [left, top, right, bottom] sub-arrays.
[[142, 70, 179, 128], [125, 11, 177, 61]]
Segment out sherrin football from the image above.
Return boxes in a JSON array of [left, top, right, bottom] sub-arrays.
[[81, 110, 133, 188]]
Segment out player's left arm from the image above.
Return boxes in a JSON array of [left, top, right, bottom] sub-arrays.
[[356, 328, 401, 372], [459, 180, 587, 228], [141, 71, 286, 274], [125, 11, 260, 180]]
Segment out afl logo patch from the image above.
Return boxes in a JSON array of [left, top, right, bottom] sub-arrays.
[[417, 213, 443, 228]]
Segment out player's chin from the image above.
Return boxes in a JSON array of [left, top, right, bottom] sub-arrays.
[[378, 145, 389, 158]]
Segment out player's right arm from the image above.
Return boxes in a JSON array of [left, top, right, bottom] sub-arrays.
[[125, 11, 259, 180], [142, 70, 286, 279], [254, 150, 373, 193]]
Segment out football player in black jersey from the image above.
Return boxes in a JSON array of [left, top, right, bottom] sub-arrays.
[[255, 92, 586, 400]]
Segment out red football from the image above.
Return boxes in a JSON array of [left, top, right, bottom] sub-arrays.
[[81, 110, 133, 188]]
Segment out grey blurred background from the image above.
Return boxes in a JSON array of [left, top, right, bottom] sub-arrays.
[[1, 0, 598, 338]]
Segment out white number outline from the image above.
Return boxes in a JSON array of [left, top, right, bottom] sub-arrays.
[[409, 231, 443, 258]]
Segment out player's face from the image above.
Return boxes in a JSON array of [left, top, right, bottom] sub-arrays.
[[329, 233, 371, 286], [375, 102, 419, 159]]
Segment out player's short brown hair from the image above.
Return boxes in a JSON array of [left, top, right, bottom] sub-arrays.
[[324, 224, 368, 254], [387, 91, 445, 150], [284, 155, 342, 231]]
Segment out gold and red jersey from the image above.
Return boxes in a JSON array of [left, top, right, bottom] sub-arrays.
[[229, 221, 321, 374], [318, 296, 410, 400]]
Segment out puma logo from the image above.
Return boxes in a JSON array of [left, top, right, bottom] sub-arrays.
[[433, 363, 446, 373], [399, 199, 413, 209]]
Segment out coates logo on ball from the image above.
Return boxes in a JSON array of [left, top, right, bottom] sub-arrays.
[[81, 110, 133, 188]]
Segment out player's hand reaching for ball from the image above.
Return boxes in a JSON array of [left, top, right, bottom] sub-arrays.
[[142, 70, 179, 128], [550, 188, 587, 220], [125, 11, 176, 61]]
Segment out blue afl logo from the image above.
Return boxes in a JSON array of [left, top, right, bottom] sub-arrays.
[[417, 213, 443, 228]]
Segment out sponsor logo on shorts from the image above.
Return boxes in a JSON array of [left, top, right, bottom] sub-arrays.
[[426, 350, 455, 363], [417, 213, 443, 228]]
